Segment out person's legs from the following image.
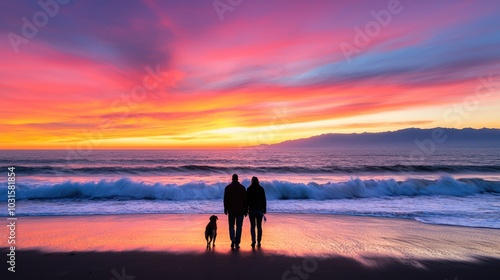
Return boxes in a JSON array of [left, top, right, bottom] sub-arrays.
[[249, 211, 256, 245], [256, 211, 263, 245], [228, 213, 236, 248], [234, 215, 244, 247]]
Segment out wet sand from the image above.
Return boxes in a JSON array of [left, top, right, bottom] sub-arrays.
[[2, 214, 500, 279]]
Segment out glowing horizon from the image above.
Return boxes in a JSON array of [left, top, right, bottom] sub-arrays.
[[1, 0, 499, 149]]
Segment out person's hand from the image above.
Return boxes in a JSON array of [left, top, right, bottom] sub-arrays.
[[224, 209, 228, 215], [263, 210, 266, 215]]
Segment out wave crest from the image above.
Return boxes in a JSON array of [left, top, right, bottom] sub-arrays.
[[1, 177, 499, 201]]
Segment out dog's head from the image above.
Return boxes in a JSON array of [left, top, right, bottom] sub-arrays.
[[209, 215, 218, 222]]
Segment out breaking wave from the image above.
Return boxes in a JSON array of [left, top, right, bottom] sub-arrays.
[[2, 177, 499, 201]]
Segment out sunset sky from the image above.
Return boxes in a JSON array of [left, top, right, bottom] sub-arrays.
[[1, 0, 499, 149]]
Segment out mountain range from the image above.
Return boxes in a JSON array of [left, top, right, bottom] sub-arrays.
[[265, 128, 500, 148]]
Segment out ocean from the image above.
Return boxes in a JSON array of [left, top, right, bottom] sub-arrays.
[[1, 148, 499, 229]]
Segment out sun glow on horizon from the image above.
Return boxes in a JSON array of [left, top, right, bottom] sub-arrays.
[[1, 0, 499, 149]]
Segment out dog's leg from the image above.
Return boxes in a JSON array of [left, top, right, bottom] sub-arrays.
[[213, 232, 217, 247]]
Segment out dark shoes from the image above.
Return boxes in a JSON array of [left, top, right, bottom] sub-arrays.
[[231, 241, 240, 249], [251, 241, 261, 248]]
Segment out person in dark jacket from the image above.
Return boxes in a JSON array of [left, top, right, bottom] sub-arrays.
[[246, 176, 266, 247], [223, 174, 247, 249]]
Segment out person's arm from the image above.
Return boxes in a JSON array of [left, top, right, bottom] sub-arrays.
[[262, 187, 267, 214], [246, 188, 250, 213], [223, 187, 228, 215], [242, 185, 248, 216]]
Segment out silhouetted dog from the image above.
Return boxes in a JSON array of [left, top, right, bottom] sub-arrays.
[[205, 215, 218, 249]]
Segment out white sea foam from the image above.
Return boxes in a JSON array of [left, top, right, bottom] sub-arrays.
[[2, 176, 498, 201]]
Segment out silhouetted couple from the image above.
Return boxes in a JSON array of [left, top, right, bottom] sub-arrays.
[[223, 174, 267, 249]]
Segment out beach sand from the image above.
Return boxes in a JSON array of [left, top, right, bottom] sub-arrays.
[[2, 214, 500, 279]]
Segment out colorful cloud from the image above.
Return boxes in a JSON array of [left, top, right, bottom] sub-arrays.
[[0, 0, 499, 148]]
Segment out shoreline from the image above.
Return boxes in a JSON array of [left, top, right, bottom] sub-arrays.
[[2, 213, 500, 279], [2, 212, 499, 230]]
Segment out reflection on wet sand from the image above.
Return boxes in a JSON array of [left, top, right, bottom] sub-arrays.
[[14, 213, 500, 263]]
